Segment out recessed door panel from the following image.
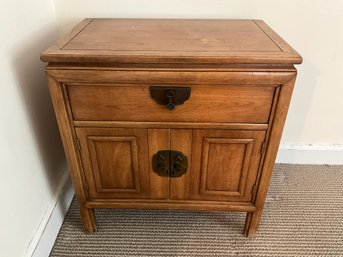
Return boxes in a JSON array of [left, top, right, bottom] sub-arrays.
[[190, 130, 266, 202], [76, 128, 150, 199], [90, 137, 139, 192]]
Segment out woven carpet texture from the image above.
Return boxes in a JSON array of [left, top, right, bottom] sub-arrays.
[[50, 164, 343, 256]]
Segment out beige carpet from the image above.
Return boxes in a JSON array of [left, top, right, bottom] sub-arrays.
[[50, 164, 343, 256]]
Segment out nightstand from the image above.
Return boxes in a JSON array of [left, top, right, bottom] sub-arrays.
[[41, 19, 302, 236]]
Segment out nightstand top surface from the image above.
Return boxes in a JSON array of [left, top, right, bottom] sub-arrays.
[[41, 18, 302, 65]]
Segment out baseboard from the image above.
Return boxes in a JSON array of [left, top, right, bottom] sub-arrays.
[[27, 171, 74, 257], [276, 143, 343, 164]]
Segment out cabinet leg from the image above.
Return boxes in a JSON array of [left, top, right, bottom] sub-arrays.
[[79, 206, 97, 233], [244, 209, 262, 237]]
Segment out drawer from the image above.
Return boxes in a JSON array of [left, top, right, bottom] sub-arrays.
[[67, 84, 276, 123]]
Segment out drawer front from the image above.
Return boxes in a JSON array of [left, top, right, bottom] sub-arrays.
[[67, 84, 275, 123]]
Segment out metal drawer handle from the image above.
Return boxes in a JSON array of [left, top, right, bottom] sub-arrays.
[[150, 86, 191, 111], [166, 89, 176, 110]]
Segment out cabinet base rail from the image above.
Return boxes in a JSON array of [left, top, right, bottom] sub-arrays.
[[84, 200, 257, 212]]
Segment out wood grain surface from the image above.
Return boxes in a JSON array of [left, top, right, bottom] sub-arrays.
[[190, 130, 266, 202], [41, 19, 302, 65], [75, 127, 151, 199], [67, 84, 276, 123], [42, 19, 301, 236]]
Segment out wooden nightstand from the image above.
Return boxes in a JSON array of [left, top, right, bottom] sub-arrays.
[[41, 19, 302, 237]]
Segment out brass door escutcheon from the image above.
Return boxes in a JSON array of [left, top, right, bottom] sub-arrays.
[[170, 151, 188, 177], [152, 150, 188, 177], [150, 86, 191, 111], [152, 150, 170, 177]]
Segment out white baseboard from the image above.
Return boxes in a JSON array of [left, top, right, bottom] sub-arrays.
[[276, 143, 343, 164], [27, 171, 74, 257]]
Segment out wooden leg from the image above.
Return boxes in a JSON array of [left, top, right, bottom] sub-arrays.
[[80, 205, 97, 233], [244, 209, 263, 237]]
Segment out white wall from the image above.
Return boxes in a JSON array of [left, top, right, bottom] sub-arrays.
[[53, 0, 343, 146], [0, 0, 68, 257]]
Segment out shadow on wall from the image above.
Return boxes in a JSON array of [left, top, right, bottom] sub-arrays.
[[9, 21, 69, 210], [282, 57, 320, 143]]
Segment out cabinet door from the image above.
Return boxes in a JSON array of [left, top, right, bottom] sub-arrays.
[[75, 127, 150, 199], [170, 129, 193, 200], [190, 130, 266, 202]]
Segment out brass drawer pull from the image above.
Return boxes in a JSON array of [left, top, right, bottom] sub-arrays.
[[150, 86, 191, 111]]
